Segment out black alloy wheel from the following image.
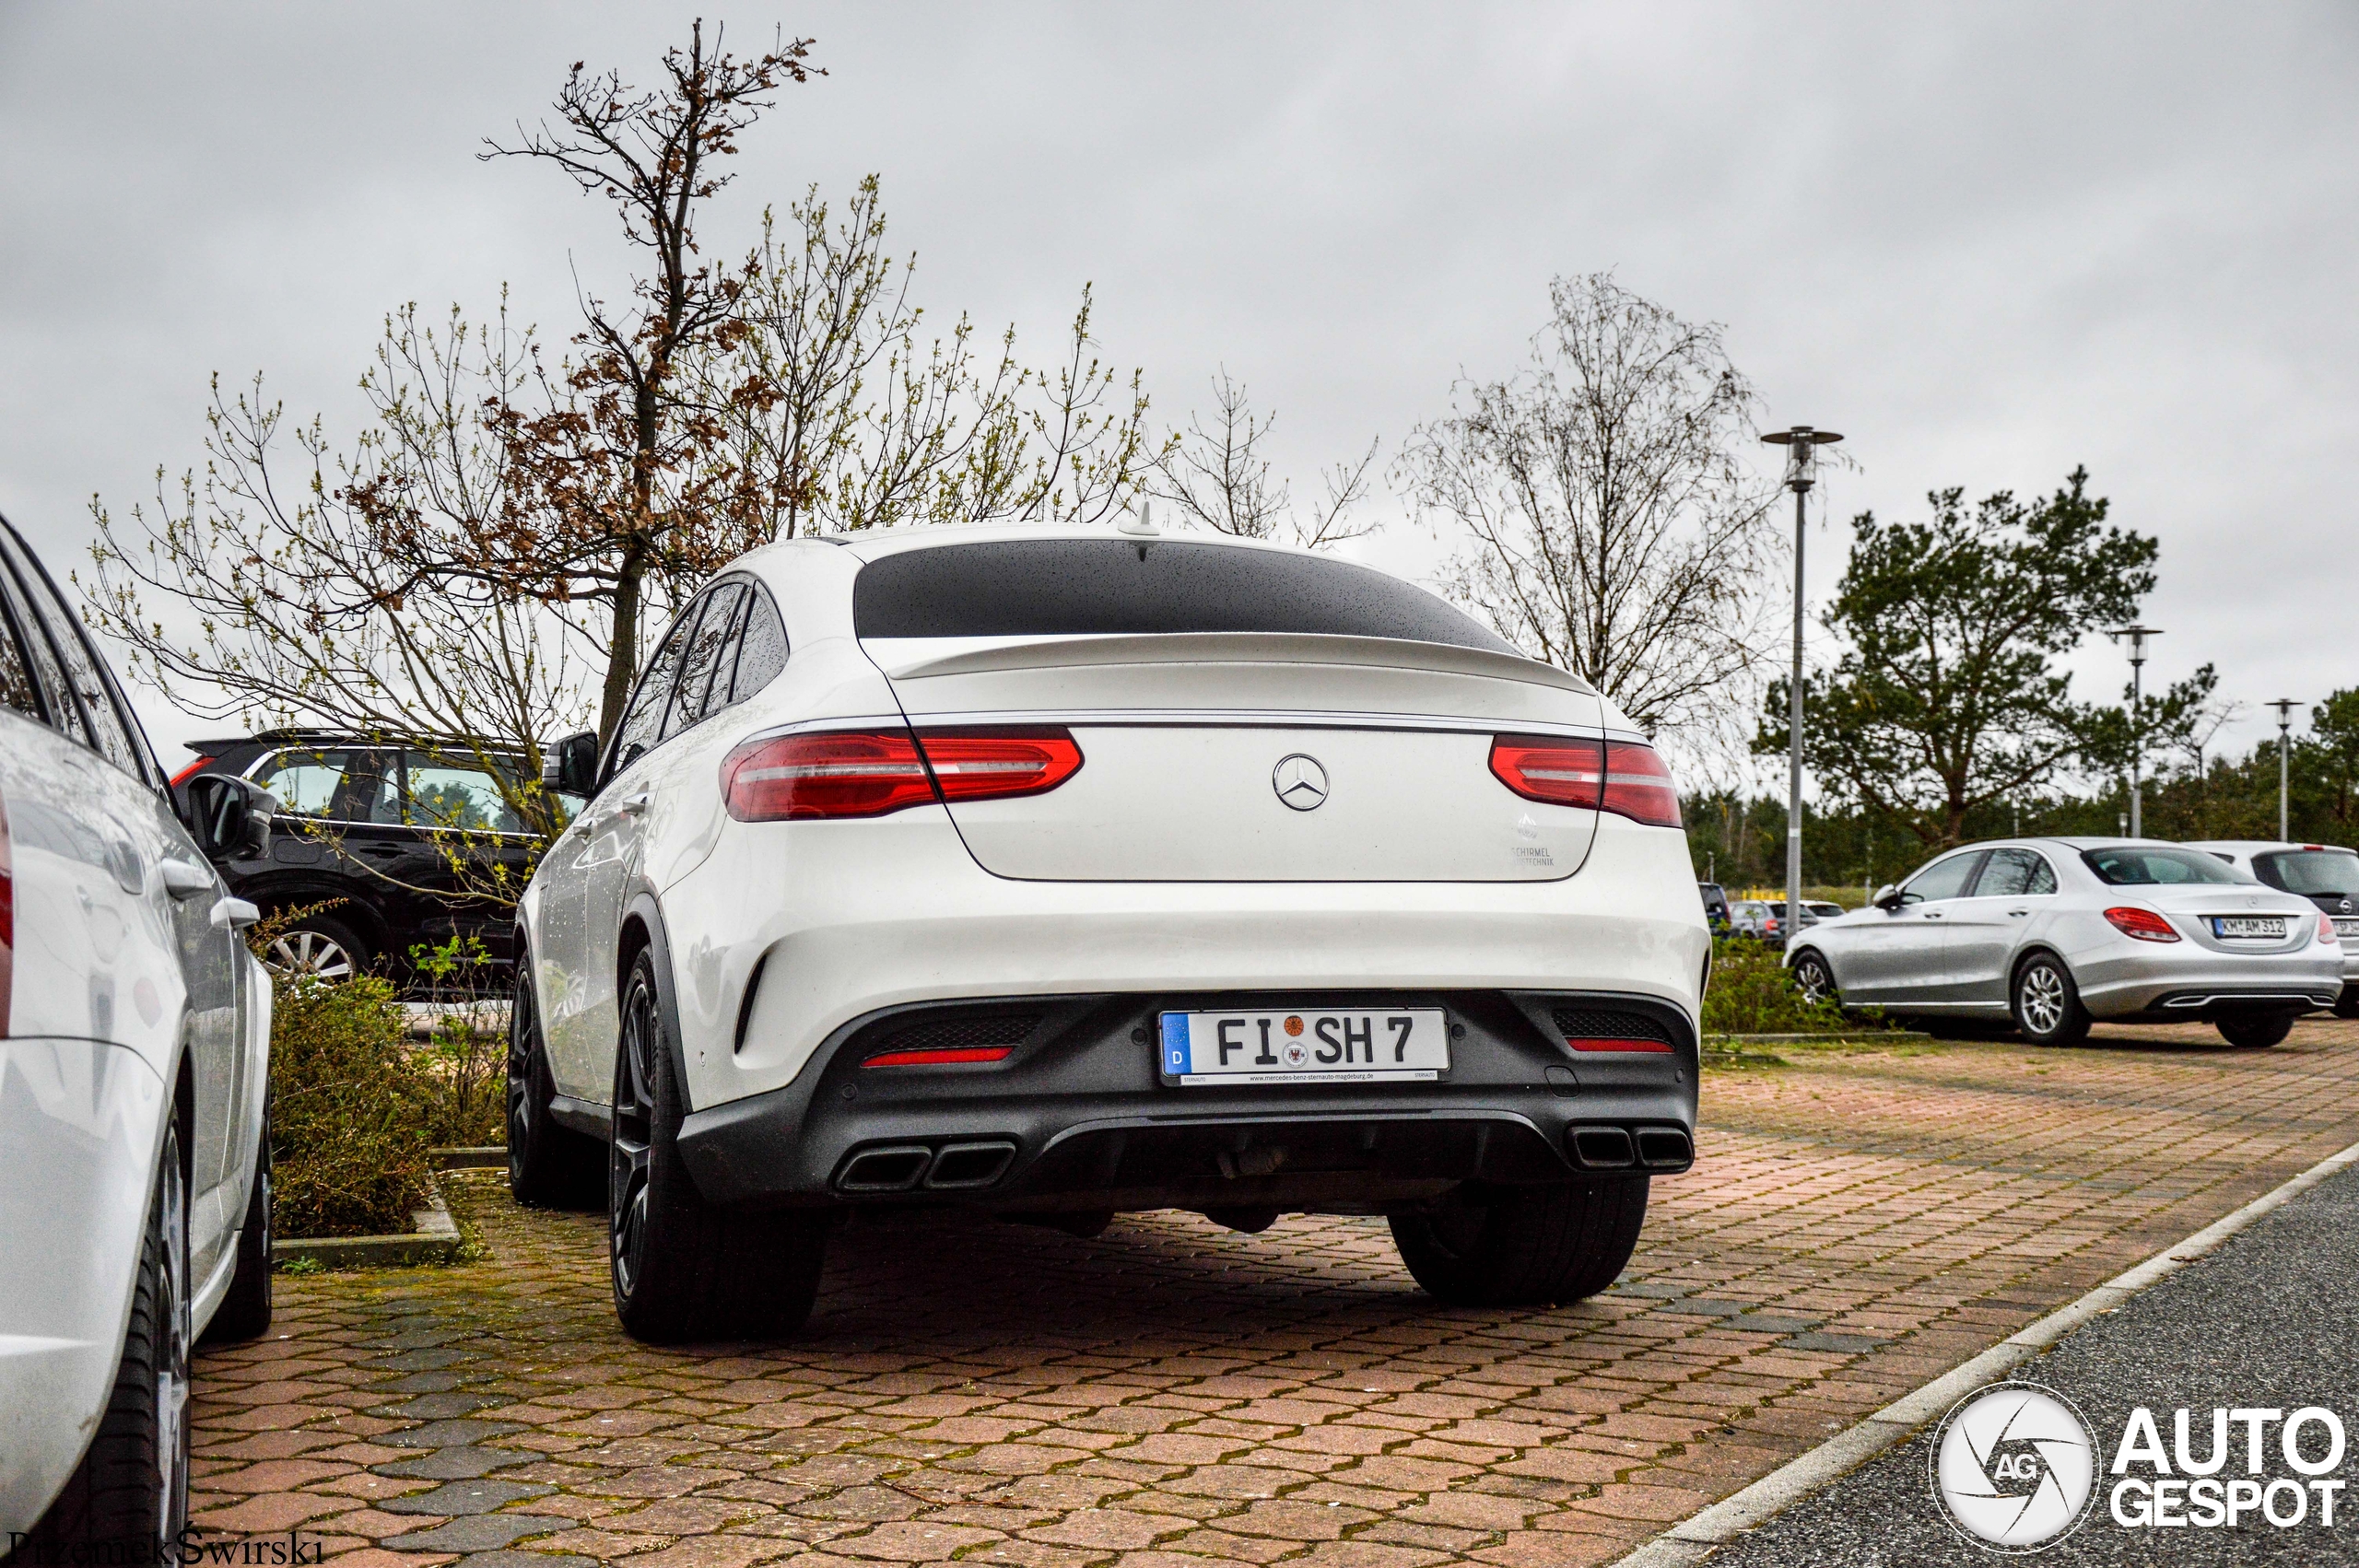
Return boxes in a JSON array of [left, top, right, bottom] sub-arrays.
[[26, 1122, 194, 1554], [1790, 950, 1837, 1007], [507, 961, 604, 1207], [606, 949, 828, 1342], [2012, 953, 2092, 1047]]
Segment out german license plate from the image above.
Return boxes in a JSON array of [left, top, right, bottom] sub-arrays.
[[1159, 1008, 1448, 1085], [2212, 916, 2287, 939], [2336, 918, 2359, 940]]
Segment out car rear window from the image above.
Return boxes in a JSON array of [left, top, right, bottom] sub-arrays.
[[2254, 848, 2359, 896], [852, 539, 1518, 653], [2082, 846, 2249, 886]]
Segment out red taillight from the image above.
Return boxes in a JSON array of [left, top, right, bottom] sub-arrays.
[[862, 1046, 1015, 1068], [722, 728, 1082, 822], [1487, 735, 1681, 827], [1601, 743, 1682, 828], [1565, 1036, 1675, 1054], [2320, 913, 2340, 944], [915, 729, 1084, 803], [2104, 906, 2180, 943], [169, 755, 217, 788]]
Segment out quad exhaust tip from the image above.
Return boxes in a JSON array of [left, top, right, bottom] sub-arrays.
[[1569, 1125, 1693, 1172], [835, 1140, 1019, 1194]]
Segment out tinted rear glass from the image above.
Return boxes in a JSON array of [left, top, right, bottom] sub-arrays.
[[2082, 847, 2248, 886], [852, 539, 1518, 653], [2255, 848, 2359, 895]]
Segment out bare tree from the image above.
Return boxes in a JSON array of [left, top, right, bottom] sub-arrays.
[[1397, 275, 1777, 735], [480, 21, 820, 742], [82, 306, 584, 908], [1149, 369, 1377, 548], [698, 182, 1158, 538]]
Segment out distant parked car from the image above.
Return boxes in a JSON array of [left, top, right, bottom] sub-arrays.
[[1698, 881, 1730, 927], [1728, 897, 1828, 947], [1782, 837, 2342, 1047], [1802, 899, 1846, 922], [0, 512, 276, 1552], [171, 731, 584, 988], [2187, 841, 2359, 1017]]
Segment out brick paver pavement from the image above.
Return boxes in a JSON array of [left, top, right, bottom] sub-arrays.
[[190, 1018, 2359, 1568]]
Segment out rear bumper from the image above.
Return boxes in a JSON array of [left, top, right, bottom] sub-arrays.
[[2076, 944, 2345, 1020], [676, 989, 1697, 1213]]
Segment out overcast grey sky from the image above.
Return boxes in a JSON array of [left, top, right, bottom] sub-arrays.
[[4, 2, 2354, 781]]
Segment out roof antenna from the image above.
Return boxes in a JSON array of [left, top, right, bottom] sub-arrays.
[[1117, 500, 1158, 538]]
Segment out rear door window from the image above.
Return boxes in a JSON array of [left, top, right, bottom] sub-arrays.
[[0, 559, 47, 725], [405, 753, 526, 836], [0, 528, 143, 774], [852, 539, 1519, 653], [0, 537, 86, 742], [1976, 848, 2058, 897], [662, 581, 746, 742]]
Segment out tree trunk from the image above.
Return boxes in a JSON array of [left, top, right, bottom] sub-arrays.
[[598, 549, 644, 744]]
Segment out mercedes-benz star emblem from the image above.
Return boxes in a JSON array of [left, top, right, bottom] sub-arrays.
[[1273, 754, 1329, 812]]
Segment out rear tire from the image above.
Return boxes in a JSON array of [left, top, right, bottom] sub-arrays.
[[202, 1115, 273, 1344], [508, 959, 604, 1209], [2217, 1014, 2294, 1048], [609, 951, 827, 1342], [26, 1122, 192, 1556], [2012, 954, 2091, 1047], [1390, 1177, 1649, 1306]]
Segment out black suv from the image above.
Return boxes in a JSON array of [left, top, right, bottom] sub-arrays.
[[172, 730, 581, 989]]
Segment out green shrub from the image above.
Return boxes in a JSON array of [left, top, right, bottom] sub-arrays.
[[268, 975, 434, 1237], [1701, 937, 1870, 1036]]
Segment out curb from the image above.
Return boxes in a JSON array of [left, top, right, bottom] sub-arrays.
[[1706, 1032, 1933, 1047], [1604, 1134, 2359, 1568], [271, 1147, 503, 1270]]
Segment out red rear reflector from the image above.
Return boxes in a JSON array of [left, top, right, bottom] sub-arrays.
[[1566, 1036, 1675, 1054], [2103, 906, 2180, 942], [1487, 735, 1681, 827], [169, 755, 217, 788], [862, 1046, 1015, 1068], [917, 729, 1084, 802], [722, 728, 1083, 822]]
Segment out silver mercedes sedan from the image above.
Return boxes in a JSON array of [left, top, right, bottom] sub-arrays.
[[1782, 838, 2343, 1047]]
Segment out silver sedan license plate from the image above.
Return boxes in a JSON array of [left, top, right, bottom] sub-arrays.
[[2212, 916, 2286, 939], [1160, 1008, 1448, 1085]]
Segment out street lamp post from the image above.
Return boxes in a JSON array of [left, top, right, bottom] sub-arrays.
[[1760, 426, 1844, 943], [2268, 698, 2299, 841], [2107, 626, 2163, 837]]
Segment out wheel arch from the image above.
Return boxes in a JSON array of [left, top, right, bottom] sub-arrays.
[[618, 893, 696, 1115]]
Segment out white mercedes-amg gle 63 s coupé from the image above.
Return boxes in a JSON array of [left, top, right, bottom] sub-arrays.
[[508, 525, 1708, 1340]]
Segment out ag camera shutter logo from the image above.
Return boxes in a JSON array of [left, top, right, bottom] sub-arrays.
[[1930, 1382, 2099, 1551]]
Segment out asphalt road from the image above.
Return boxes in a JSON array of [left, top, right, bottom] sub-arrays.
[[1704, 1162, 2359, 1567]]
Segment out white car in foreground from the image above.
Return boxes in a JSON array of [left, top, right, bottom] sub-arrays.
[[1784, 837, 2342, 1047], [508, 524, 1708, 1340], [0, 515, 276, 1552]]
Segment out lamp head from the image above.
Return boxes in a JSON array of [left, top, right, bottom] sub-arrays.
[[1759, 426, 1844, 493]]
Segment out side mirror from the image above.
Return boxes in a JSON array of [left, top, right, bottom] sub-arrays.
[[1872, 883, 1904, 912], [545, 731, 601, 800], [185, 773, 276, 863]]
